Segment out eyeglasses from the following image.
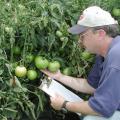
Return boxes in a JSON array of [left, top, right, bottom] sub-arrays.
[[79, 30, 91, 40], [78, 29, 91, 47]]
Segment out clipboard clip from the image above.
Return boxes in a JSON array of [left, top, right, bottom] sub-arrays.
[[40, 75, 52, 88]]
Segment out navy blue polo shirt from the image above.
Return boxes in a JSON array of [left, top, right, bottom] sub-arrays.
[[87, 36, 120, 118]]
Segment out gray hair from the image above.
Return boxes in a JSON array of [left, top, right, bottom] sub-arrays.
[[92, 24, 120, 37]]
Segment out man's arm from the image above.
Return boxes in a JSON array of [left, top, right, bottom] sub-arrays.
[[41, 70, 95, 94], [66, 101, 100, 116], [57, 74, 95, 94], [50, 94, 100, 116]]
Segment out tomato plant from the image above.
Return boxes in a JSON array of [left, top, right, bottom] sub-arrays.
[[27, 69, 38, 80], [35, 56, 49, 69], [0, 0, 116, 119], [81, 51, 92, 61], [13, 46, 21, 55], [112, 8, 120, 16], [26, 54, 34, 63], [15, 66, 27, 77], [4, 26, 13, 34], [62, 67, 72, 76], [48, 61, 60, 73], [56, 30, 63, 37]]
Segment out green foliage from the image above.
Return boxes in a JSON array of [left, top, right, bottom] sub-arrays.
[[0, 0, 119, 119]]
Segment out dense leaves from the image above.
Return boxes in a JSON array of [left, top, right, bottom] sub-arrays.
[[0, 0, 119, 119]]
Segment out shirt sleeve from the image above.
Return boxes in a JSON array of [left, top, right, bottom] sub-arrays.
[[87, 55, 103, 89], [88, 67, 120, 118]]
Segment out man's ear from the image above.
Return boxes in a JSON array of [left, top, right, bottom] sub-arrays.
[[98, 29, 106, 37]]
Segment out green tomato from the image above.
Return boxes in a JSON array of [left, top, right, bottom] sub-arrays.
[[5, 27, 13, 34], [13, 46, 21, 55], [48, 61, 60, 73], [63, 67, 72, 76], [18, 4, 26, 10], [15, 66, 27, 77], [56, 30, 63, 37], [27, 70, 38, 80], [81, 51, 92, 60], [60, 37, 68, 41], [35, 56, 49, 69], [26, 54, 34, 63], [112, 8, 120, 16]]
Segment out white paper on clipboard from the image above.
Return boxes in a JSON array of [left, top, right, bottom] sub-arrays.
[[39, 78, 83, 116]]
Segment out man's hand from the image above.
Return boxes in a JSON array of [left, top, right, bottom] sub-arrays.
[[41, 69, 62, 80], [50, 93, 65, 110]]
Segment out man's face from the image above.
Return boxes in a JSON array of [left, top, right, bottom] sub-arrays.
[[78, 29, 99, 53]]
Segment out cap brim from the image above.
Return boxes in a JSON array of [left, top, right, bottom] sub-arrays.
[[68, 25, 89, 35]]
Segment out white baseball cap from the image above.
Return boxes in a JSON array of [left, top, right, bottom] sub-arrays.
[[68, 6, 118, 34]]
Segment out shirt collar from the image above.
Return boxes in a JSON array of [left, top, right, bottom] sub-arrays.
[[106, 35, 120, 56]]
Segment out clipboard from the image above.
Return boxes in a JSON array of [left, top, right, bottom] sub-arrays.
[[39, 77, 83, 102], [39, 77, 83, 115]]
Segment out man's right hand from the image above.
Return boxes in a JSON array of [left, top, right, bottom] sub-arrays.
[[41, 69, 62, 80]]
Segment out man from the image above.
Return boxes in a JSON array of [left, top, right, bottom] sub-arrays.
[[42, 6, 120, 120]]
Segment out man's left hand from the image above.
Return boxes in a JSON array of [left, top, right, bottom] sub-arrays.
[[50, 93, 65, 110]]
